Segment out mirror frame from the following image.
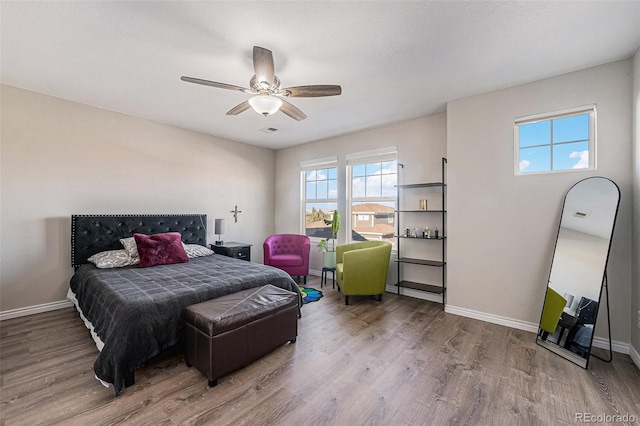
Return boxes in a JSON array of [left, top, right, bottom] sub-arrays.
[[536, 176, 620, 368]]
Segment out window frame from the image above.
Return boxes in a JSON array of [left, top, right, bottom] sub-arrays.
[[514, 105, 596, 176], [300, 157, 338, 240]]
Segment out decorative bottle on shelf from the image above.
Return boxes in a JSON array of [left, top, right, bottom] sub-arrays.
[[424, 226, 430, 239], [434, 227, 439, 239]]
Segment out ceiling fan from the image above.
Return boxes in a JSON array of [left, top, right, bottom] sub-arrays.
[[181, 46, 342, 121]]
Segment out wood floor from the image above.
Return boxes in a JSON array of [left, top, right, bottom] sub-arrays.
[[1, 276, 639, 425]]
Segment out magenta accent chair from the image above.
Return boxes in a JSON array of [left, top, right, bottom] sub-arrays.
[[263, 234, 310, 284]]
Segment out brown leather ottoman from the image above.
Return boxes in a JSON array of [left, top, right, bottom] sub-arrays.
[[184, 284, 298, 387]]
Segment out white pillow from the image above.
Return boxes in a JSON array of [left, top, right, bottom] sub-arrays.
[[88, 249, 139, 269], [184, 244, 214, 258]]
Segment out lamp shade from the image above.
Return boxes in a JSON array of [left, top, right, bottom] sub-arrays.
[[248, 95, 282, 116], [214, 219, 225, 235]]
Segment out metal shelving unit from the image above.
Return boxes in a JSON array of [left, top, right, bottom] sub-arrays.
[[395, 157, 447, 306]]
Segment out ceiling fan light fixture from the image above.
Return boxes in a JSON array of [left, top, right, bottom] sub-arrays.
[[248, 95, 282, 116], [182, 46, 340, 121]]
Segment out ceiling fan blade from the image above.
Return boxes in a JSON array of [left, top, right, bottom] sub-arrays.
[[280, 99, 307, 121], [181, 76, 253, 93], [282, 85, 342, 97], [253, 46, 275, 86], [226, 101, 251, 116]]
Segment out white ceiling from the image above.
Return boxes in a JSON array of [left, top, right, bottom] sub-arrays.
[[2, 2, 639, 150]]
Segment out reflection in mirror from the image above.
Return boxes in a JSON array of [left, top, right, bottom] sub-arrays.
[[536, 177, 619, 368]]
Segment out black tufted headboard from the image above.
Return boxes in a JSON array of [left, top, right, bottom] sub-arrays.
[[71, 214, 207, 269]]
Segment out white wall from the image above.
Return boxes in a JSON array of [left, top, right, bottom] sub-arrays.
[[632, 48, 640, 355], [447, 60, 633, 343], [275, 114, 447, 278], [0, 85, 276, 312]]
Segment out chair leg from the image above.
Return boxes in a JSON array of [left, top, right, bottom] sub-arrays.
[[304, 275, 307, 284], [345, 295, 349, 305], [376, 294, 382, 302]]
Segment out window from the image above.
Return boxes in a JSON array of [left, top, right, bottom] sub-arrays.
[[515, 105, 595, 175], [301, 158, 337, 239], [347, 149, 397, 243]]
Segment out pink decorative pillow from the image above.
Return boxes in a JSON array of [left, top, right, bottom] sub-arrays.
[[133, 232, 189, 268]]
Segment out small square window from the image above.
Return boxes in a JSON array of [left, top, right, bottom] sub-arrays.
[[515, 106, 595, 175]]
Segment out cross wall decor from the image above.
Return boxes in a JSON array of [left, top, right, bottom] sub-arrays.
[[230, 205, 242, 223]]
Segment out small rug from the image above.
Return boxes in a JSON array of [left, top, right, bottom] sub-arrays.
[[299, 286, 323, 304]]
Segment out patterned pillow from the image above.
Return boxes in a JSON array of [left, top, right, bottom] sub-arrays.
[[184, 244, 214, 258], [119, 236, 139, 259], [134, 232, 189, 268], [88, 249, 139, 269]]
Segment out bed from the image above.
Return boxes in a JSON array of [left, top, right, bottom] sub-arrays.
[[68, 214, 301, 395]]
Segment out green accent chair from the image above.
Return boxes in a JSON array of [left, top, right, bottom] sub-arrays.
[[539, 287, 567, 340], [336, 241, 392, 305]]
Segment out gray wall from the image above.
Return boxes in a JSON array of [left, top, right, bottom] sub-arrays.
[[0, 85, 276, 312], [446, 60, 633, 343]]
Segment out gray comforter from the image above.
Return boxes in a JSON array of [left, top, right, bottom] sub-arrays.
[[69, 254, 301, 395]]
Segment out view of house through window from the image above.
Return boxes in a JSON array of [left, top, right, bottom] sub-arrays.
[[515, 106, 595, 175], [350, 159, 397, 243], [303, 166, 337, 239]]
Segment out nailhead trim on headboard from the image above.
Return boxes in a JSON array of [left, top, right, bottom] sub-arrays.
[[71, 214, 207, 269]]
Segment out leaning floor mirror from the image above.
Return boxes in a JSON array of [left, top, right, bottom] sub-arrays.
[[536, 176, 620, 368]]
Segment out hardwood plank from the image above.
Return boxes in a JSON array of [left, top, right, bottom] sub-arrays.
[[1, 275, 638, 425]]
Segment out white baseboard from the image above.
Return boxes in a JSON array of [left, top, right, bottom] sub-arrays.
[[591, 336, 630, 354], [385, 285, 443, 304], [0, 299, 73, 321], [445, 304, 630, 355], [593, 336, 631, 354], [445, 304, 540, 333], [629, 344, 640, 370], [309, 269, 322, 277]]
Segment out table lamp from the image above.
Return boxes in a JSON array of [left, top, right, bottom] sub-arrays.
[[214, 219, 225, 245]]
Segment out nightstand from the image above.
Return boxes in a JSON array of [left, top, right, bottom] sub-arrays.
[[210, 242, 252, 262]]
